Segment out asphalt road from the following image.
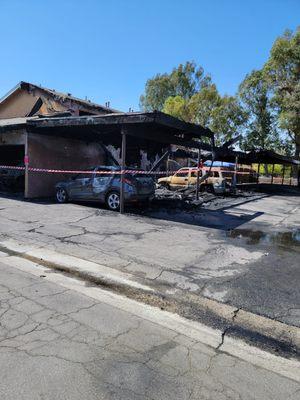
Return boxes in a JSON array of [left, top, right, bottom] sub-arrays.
[[0, 258, 299, 400], [0, 190, 299, 327]]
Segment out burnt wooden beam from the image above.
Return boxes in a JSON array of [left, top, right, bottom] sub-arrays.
[[152, 111, 214, 139], [123, 127, 213, 151], [27, 111, 214, 140]]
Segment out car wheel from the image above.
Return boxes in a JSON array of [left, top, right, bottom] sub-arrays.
[[106, 191, 120, 211], [56, 188, 68, 203], [159, 182, 170, 190]]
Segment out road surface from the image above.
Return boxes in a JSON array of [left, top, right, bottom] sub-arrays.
[[0, 257, 299, 400], [0, 192, 299, 327]]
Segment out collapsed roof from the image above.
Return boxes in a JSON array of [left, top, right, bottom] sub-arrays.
[[0, 81, 119, 118]]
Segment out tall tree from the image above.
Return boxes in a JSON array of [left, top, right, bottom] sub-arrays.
[[162, 84, 221, 125], [141, 61, 245, 145], [162, 85, 245, 145], [264, 28, 300, 159], [188, 84, 221, 126], [162, 96, 191, 122], [238, 69, 279, 151], [140, 61, 211, 111], [210, 95, 247, 145]]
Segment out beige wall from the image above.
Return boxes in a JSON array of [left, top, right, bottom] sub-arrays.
[[26, 133, 106, 198], [0, 90, 39, 119], [0, 86, 109, 119]]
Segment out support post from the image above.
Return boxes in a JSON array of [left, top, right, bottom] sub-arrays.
[[120, 128, 126, 214], [233, 155, 238, 188], [196, 148, 201, 200], [281, 165, 286, 185], [257, 163, 260, 185], [271, 164, 275, 184], [24, 131, 29, 198], [289, 166, 292, 186]]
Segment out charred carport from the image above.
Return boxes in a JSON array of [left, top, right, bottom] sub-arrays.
[[215, 147, 300, 187], [26, 111, 215, 212]]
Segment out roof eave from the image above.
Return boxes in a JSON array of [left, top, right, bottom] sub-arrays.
[[0, 82, 22, 105]]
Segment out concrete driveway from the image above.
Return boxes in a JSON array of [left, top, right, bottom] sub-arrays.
[[0, 187, 299, 328]]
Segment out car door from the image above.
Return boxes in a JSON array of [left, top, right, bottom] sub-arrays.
[[170, 169, 189, 189], [68, 171, 94, 200], [189, 169, 202, 186], [91, 168, 112, 201]]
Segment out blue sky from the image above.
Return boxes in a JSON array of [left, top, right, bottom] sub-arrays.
[[0, 0, 299, 112]]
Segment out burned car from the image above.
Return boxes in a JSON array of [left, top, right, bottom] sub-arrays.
[[157, 167, 233, 194], [55, 166, 155, 210]]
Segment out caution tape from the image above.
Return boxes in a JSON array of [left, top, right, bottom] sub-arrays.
[[0, 165, 26, 171], [0, 165, 255, 176], [0, 166, 168, 175]]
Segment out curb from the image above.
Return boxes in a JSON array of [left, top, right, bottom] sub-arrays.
[[0, 239, 299, 360]]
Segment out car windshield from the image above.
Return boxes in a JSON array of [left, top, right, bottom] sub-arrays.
[[174, 170, 189, 177]]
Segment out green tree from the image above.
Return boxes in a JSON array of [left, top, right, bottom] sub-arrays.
[[210, 95, 247, 144], [162, 96, 191, 121], [141, 61, 245, 145], [238, 69, 279, 151], [162, 85, 245, 145], [140, 61, 211, 111], [264, 28, 300, 159], [188, 84, 221, 126]]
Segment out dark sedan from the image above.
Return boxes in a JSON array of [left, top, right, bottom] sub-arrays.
[[55, 166, 155, 210]]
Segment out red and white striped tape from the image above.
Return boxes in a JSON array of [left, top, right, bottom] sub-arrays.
[[0, 165, 168, 175], [0, 165, 254, 176]]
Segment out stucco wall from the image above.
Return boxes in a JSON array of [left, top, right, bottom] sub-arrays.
[[0, 86, 110, 119], [26, 133, 106, 198], [0, 90, 39, 119]]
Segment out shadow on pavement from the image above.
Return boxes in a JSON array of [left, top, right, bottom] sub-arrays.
[[0, 190, 266, 231]]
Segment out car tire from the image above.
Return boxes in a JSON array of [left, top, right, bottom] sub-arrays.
[[106, 191, 120, 211], [56, 187, 68, 203], [160, 182, 170, 190]]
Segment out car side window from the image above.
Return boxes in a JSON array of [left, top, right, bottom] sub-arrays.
[[191, 170, 202, 178], [93, 176, 110, 186], [174, 171, 189, 177], [213, 171, 220, 177], [75, 173, 93, 180], [93, 168, 114, 186]]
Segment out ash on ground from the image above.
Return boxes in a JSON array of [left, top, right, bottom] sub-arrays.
[[153, 186, 259, 212]]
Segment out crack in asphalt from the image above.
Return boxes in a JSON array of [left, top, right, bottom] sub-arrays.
[[216, 308, 241, 350]]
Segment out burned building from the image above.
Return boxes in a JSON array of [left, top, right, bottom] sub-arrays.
[[0, 82, 120, 197], [0, 83, 214, 199], [0, 81, 118, 119]]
